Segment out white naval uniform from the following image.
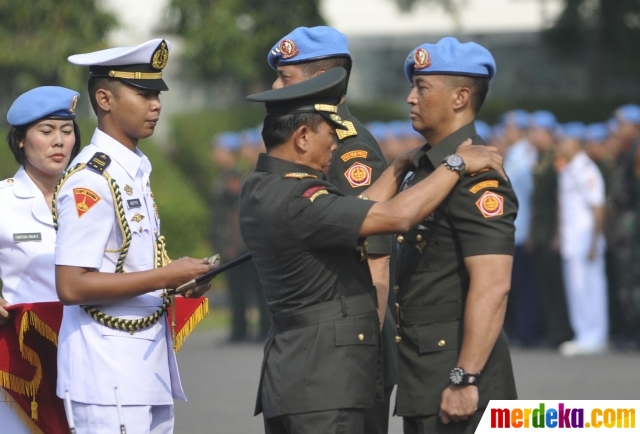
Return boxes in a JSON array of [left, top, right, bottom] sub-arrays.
[[54, 129, 185, 433], [558, 150, 608, 349], [0, 166, 59, 434]]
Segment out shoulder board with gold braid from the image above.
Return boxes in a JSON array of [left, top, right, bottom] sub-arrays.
[[86, 152, 111, 174], [284, 172, 318, 179], [336, 120, 358, 140]]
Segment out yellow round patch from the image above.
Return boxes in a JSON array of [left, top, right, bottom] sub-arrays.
[[475, 191, 504, 218]]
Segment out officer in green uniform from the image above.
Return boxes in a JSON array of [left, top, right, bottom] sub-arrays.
[[267, 26, 396, 434], [395, 38, 518, 434], [528, 111, 574, 347], [240, 68, 506, 434]]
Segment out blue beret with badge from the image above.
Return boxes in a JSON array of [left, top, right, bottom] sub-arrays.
[[501, 109, 529, 130], [558, 122, 586, 141], [68, 38, 171, 91], [7, 86, 80, 127], [404, 37, 496, 83], [268, 26, 350, 70], [529, 110, 557, 131], [616, 104, 640, 125]]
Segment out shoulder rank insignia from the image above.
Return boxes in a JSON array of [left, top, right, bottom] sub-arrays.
[[73, 187, 101, 218], [475, 191, 504, 218], [341, 150, 368, 162], [469, 180, 499, 194], [87, 152, 111, 174], [284, 172, 318, 179], [302, 185, 328, 202], [344, 161, 372, 188], [336, 120, 358, 141]]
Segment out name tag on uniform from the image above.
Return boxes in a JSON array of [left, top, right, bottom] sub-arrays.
[[127, 199, 142, 209], [13, 232, 42, 242]]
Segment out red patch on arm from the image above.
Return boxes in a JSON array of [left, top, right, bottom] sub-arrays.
[[302, 185, 326, 198], [73, 187, 101, 218]]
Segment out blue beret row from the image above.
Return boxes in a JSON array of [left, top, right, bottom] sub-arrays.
[[268, 26, 350, 70], [585, 123, 608, 142], [530, 110, 557, 131], [617, 104, 640, 125], [557, 122, 586, 141], [7, 86, 80, 127], [501, 109, 530, 129], [405, 37, 496, 82]]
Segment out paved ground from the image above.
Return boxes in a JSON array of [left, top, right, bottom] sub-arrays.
[[175, 329, 640, 434]]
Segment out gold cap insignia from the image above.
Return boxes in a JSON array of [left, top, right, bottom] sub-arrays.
[[280, 39, 299, 59], [151, 40, 169, 70], [414, 48, 431, 70], [69, 95, 78, 114]]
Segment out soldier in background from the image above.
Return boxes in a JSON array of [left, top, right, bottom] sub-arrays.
[[527, 111, 574, 347], [211, 132, 269, 343]]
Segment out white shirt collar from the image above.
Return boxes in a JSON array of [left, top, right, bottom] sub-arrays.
[[90, 129, 150, 179], [13, 165, 37, 198]]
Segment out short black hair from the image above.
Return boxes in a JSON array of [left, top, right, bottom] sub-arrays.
[[261, 112, 325, 150], [299, 57, 352, 94], [87, 76, 122, 115], [7, 120, 82, 166], [445, 76, 490, 114]]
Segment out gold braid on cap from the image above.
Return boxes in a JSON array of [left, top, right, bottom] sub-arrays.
[[53, 164, 171, 334], [108, 71, 163, 80]]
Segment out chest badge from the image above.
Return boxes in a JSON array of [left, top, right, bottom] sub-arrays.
[[476, 191, 504, 218], [344, 162, 372, 188], [124, 185, 133, 196], [73, 187, 101, 218], [131, 213, 145, 223]]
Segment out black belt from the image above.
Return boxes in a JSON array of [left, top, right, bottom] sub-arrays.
[[271, 293, 376, 332], [395, 300, 463, 327]]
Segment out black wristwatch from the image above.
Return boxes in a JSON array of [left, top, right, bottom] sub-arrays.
[[450, 367, 481, 385], [442, 154, 466, 178]]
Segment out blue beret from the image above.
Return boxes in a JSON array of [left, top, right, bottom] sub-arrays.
[[366, 122, 391, 142], [585, 123, 608, 142], [558, 122, 586, 141], [268, 26, 350, 70], [214, 132, 241, 151], [492, 124, 505, 140], [240, 128, 263, 148], [529, 110, 557, 131], [500, 110, 529, 129], [607, 118, 619, 134], [474, 120, 491, 142], [616, 104, 640, 125], [405, 37, 496, 83], [7, 86, 80, 127]]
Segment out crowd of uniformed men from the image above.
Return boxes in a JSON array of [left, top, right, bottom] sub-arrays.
[[2, 20, 638, 434]]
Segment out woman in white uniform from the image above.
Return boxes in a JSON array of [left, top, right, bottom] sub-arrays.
[[0, 86, 81, 433]]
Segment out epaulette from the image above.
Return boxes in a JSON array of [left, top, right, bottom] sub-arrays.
[[86, 152, 111, 174], [0, 178, 15, 189], [284, 172, 318, 179], [336, 120, 358, 141]]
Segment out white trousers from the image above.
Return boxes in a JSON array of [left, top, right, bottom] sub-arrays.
[[562, 254, 609, 348], [71, 401, 174, 434], [0, 394, 31, 434]]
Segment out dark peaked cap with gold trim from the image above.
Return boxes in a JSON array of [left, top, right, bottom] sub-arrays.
[[68, 39, 171, 91], [246, 67, 348, 130]]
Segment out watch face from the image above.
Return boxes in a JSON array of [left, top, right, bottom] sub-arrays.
[[447, 154, 464, 168], [450, 367, 465, 384]]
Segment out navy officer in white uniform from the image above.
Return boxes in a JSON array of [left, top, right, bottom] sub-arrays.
[[0, 86, 81, 434], [54, 39, 215, 433]]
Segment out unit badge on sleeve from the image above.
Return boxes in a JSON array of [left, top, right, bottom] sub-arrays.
[[344, 162, 372, 188], [73, 187, 101, 218], [475, 191, 504, 218]]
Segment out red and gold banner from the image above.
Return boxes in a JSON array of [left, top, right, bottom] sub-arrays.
[[0, 297, 208, 434]]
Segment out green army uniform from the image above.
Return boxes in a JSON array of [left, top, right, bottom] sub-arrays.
[[326, 103, 397, 432], [395, 123, 518, 434], [241, 68, 382, 434], [530, 149, 574, 346]]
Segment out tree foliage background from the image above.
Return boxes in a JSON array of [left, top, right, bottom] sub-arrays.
[[165, 0, 325, 91], [0, 0, 116, 102]]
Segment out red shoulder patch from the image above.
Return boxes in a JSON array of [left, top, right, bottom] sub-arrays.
[[73, 187, 101, 218]]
